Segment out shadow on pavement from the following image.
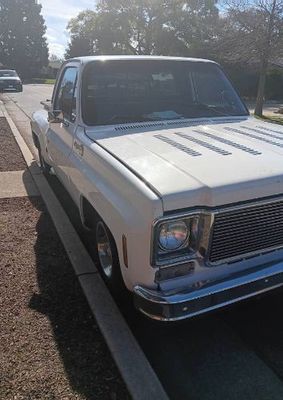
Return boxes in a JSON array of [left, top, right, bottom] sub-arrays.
[[25, 178, 129, 400]]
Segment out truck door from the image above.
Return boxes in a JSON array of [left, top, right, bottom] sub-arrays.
[[46, 64, 78, 187]]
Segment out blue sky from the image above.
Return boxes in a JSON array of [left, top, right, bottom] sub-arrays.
[[39, 0, 95, 58]]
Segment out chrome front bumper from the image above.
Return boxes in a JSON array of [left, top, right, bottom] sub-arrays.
[[133, 261, 283, 321]]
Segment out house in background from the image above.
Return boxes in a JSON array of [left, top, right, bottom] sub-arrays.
[[47, 60, 62, 77], [272, 58, 283, 69]]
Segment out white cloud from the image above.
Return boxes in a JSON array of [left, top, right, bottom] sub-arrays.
[[40, 0, 88, 21], [48, 42, 66, 57], [38, 0, 95, 58]]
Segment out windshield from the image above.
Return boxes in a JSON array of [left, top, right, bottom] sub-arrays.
[[0, 70, 18, 77], [82, 60, 248, 126]]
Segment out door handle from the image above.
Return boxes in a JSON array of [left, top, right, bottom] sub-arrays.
[[74, 141, 84, 157]]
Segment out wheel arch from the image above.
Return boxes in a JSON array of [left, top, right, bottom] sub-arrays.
[[80, 195, 123, 274], [80, 196, 99, 230], [80, 196, 120, 249]]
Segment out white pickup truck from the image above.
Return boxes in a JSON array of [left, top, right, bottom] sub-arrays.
[[31, 56, 283, 321]]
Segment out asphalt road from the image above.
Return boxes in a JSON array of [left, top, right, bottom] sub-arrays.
[[4, 84, 283, 400], [7, 84, 53, 118]]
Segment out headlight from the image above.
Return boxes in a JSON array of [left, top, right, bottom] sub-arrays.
[[158, 221, 189, 251], [152, 215, 203, 266]]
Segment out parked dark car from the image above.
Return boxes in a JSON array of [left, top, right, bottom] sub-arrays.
[[0, 70, 23, 92]]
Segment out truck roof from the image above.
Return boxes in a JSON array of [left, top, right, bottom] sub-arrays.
[[66, 55, 217, 65]]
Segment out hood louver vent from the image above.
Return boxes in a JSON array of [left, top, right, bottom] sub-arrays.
[[192, 129, 261, 155], [115, 122, 165, 131], [240, 126, 283, 141], [175, 132, 231, 155], [114, 118, 247, 132], [256, 125, 283, 135], [166, 119, 201, 127], [225, 127, 283, 148], [155, 134, 201, 157]]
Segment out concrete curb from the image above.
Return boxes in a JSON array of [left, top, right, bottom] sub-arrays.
[[1, 103, 169, 400]]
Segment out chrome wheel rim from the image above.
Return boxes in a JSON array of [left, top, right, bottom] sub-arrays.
[[96, 221, 113, 278]]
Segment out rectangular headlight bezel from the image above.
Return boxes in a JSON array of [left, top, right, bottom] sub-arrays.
[[151, 211, 212, 267]]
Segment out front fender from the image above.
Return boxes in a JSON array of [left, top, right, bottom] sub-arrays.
[[31, 110, 49, 159], [69, 129, 163, 291]]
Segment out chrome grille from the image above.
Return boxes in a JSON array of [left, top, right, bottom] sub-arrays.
[[209, 200, 283, 263], [0, 80, 15, 85]]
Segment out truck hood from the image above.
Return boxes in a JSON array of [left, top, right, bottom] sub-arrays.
[[86, 116, 283, 211]]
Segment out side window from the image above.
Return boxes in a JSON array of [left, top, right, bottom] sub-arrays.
[[55, 67, 77, 122]]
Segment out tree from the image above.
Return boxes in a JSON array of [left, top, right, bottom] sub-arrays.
[[165, 0, 219, 57], [49, 54, 64, 63], [65, 10, 97, 58], [65, 1, 219, 58], [216, 0, 283, 116], [94, 0, 180, 55], [0, 0, 49, 78]]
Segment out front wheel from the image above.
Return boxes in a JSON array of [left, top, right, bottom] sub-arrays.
[[38, 145, 51, 175], [94, 219, 125, 295]]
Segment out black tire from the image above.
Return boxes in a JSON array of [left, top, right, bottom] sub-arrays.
[[38, 145, 51, 175], [93, 218, 125, 295]]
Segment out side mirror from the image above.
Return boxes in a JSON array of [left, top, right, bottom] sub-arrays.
[[48, 109, 63, 123], [41, 99, 52, 111]]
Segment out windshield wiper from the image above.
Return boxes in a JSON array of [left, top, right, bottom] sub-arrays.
[[109, 114, 156, 124], [109, 111, 185, 124], [189, 103, 230, 117], [144, 111, 185, 121]]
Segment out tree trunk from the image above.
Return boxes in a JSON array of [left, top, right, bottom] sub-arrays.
[[254, 0, 277, 117], [254, 59, 268, 117]]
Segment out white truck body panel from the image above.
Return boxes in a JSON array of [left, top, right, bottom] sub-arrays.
[[31, 56, 283, 320], [86, 116, 283, 211]]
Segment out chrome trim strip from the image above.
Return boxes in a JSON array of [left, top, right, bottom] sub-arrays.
[[212, 195, 283, 215], [134, 261, 283, 321], [137, 283, 283, 322]]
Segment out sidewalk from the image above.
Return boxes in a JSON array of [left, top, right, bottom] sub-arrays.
[[247, 101, 283, 118], [0, 116, 38, 199], [0, 114, 129, 399]]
